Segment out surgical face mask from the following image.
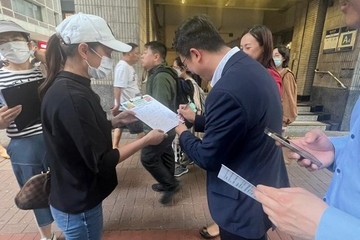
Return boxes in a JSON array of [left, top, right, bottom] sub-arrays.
[[86, 48, 114, 79], [273, 58, 283, 68], [0, 41, 30, 64]]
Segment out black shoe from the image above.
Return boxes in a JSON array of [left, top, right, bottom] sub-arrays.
[[152, 183, 165, 192], [160, 185, 180, 205]]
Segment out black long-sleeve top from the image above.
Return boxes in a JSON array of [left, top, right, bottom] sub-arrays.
[[41, 71, 119, 213]]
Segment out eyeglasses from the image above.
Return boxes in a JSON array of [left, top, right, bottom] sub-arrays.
[[181, 57, 187, 69]]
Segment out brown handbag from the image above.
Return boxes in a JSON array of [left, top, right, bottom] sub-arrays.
[[14, 170, 51, 210]]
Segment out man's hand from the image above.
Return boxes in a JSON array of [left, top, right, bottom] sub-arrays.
[[178, 104, 196, 123], [0, 105, 22, 129], [254, 185, 328, 240], [111, 110, 137, 128], [288, 129, 335, 171]]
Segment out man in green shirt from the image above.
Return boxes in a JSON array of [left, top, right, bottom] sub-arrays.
[[140, 41, 180, 205]]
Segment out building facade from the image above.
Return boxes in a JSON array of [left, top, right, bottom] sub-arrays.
[[0, 0, 62, 41]]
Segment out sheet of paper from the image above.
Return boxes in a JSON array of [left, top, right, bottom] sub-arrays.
[[121, 95, 180, 133], [217, 164, 257, 201]]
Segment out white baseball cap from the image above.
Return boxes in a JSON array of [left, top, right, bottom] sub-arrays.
[[56, 12, 131, 52]]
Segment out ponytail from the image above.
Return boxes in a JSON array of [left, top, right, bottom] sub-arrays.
[[39, 34, 65, 100], [39, 37, 100, 99]]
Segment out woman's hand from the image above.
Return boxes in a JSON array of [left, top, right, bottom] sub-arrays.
[[143, 129, 167, 145], [111, 110, 137, 128], [0, 105, 22, 129], [111, 104, 120, 117]]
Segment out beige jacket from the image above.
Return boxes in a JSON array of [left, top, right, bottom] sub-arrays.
[[280, 68, 298, 126]]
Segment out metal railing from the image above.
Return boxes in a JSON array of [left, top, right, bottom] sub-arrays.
[[314, 69, 347, 89]]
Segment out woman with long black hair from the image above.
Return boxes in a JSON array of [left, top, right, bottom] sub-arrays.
[[40, 13, 166, 239]]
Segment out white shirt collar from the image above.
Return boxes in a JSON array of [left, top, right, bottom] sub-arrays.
[[210, 47, 240, 87]]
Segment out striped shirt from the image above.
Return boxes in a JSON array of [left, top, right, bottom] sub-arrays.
[[0, 67, 43, 138]]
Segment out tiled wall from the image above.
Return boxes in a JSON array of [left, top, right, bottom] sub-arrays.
[[312, 0, 360, 130], [290, 0, 327, 97]]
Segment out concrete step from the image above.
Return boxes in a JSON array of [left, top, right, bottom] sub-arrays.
[[298, 105, 311, 112], [285, 130, 349, 138], [296, 112, 318, 121], [286, 120, 328, 134]]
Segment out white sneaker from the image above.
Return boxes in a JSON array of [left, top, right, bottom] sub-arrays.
[[40, 233, 56, 240]]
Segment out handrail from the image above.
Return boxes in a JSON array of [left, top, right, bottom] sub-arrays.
[[314, 69, 347, 89]]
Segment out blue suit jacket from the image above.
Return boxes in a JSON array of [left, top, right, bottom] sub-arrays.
[[179, 51, 290, 238]]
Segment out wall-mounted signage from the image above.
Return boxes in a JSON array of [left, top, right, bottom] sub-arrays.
[[323, 28, 340, 53], [337, 27, 357, 52], [323, 27, 357, 53]]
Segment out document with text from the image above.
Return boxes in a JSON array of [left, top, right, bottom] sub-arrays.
[[217, 164, 257, 201], [121, 95, 181, 133]]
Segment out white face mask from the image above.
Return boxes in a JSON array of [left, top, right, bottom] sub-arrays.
[[273, 57, 283, 68], [0, 41, 30, 64], [86, 48, 114, 79]]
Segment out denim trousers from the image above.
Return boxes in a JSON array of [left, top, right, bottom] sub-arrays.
[[50, 204, 103, 240], [7, 134, 54, 227], [141, 131, 178, 190]]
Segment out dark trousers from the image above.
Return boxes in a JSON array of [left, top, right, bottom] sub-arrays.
[[141, 131, 178, 190], [220, 228, 267, 240]]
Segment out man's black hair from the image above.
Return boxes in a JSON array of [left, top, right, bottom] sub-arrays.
[[144, 41, 167, 60], [173, 15, 225, 57]]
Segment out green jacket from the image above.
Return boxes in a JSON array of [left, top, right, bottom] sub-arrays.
[[146, 64, 177, 112]]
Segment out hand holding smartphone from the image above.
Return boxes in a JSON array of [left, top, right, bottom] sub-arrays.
[[264, 127, 323, 168]]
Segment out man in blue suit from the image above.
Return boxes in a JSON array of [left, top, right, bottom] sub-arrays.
[[174, 15, 289, 240]]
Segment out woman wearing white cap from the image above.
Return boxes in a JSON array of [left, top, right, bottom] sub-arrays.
[[39, 13, 166, 239], [0, 20, 55, 240]]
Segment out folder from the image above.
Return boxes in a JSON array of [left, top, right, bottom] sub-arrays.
[[1, 79, 43, 131]]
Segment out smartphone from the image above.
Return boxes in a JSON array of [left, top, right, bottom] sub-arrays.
[[264, 127, 323, 168]]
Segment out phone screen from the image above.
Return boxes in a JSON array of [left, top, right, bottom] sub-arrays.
[[264, 128, 323, 168]]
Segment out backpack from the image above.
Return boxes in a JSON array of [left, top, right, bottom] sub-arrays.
[[187, 78, 206, 113], [153, 67, 195, 109]]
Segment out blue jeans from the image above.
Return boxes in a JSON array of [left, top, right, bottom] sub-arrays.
[[7, 134, 54, 227], [50, 204, 103, 240]]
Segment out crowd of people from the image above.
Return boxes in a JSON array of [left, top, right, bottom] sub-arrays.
[[0, 0, 359, 239]]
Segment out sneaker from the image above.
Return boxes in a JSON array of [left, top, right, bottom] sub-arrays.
[[152, 183, 165, 192], [160, 184, 180, 205], [40, 233, 57, 240], [174, 165, 189, 177]]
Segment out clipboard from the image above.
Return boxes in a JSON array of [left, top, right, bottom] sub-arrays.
[[1, 79, 43, 131]]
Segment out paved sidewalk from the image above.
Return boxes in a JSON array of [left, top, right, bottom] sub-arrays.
[[0, 133, 332, 240]]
